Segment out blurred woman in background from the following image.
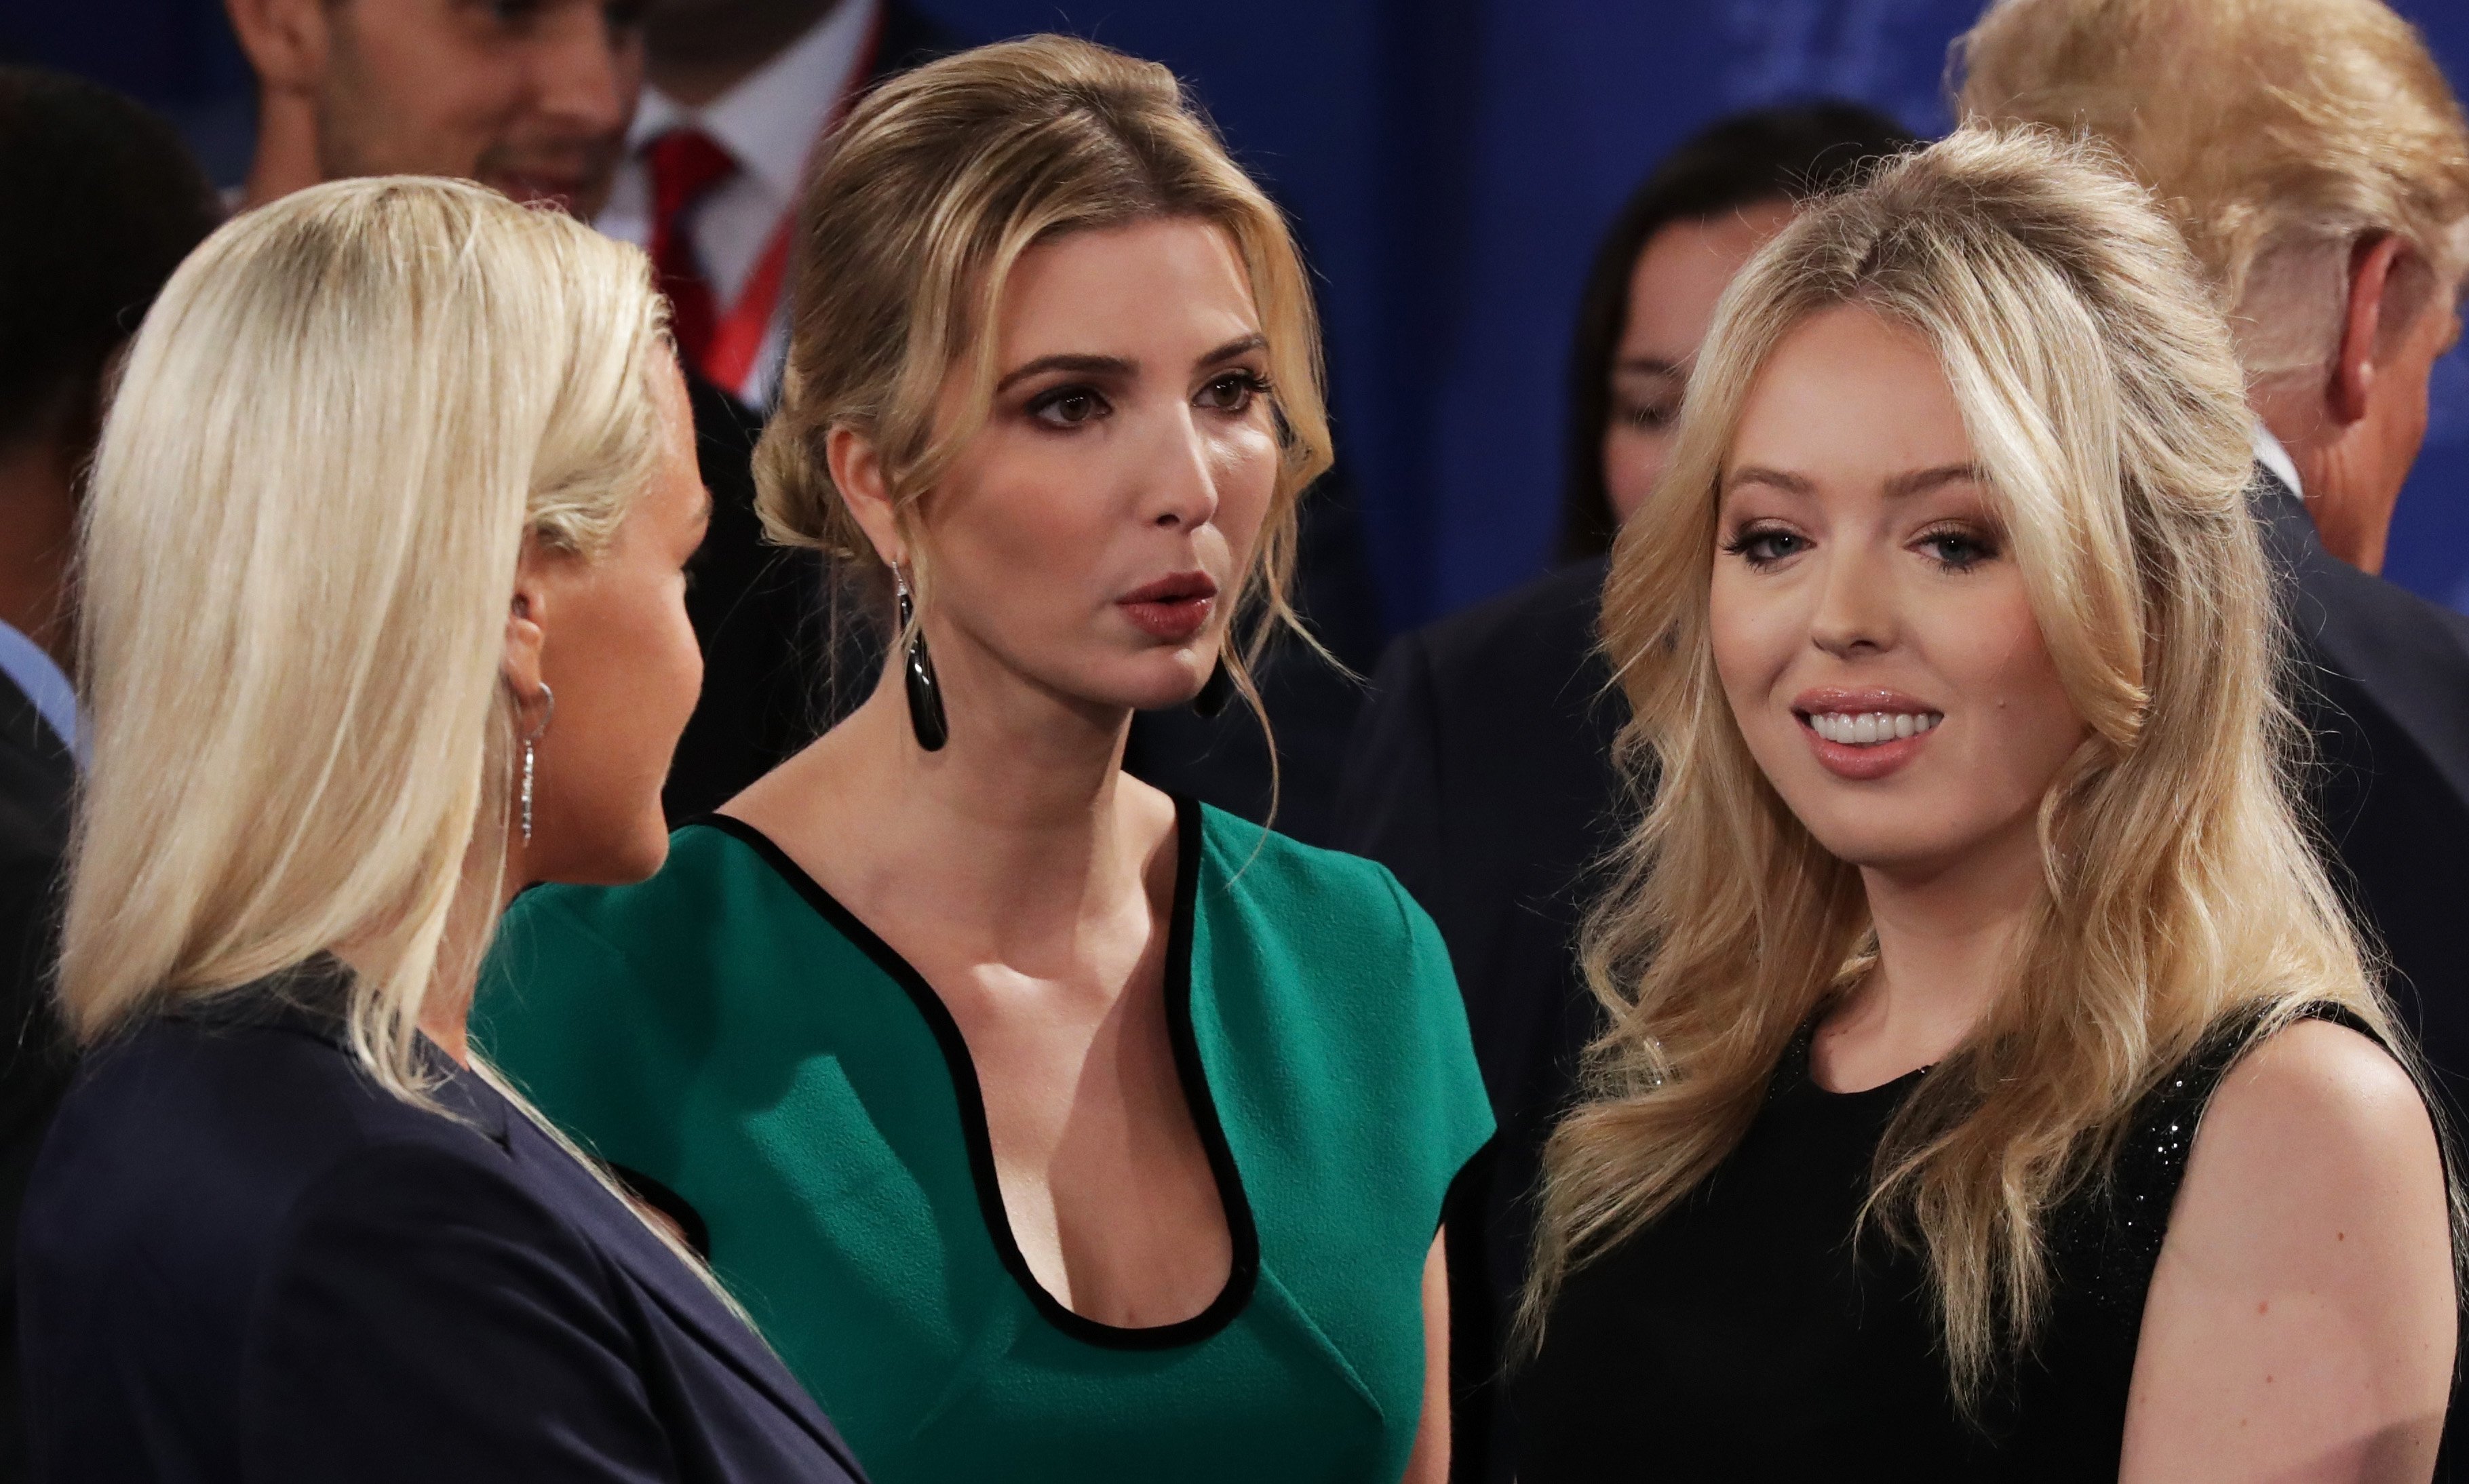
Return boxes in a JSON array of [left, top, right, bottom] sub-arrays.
[[1336, 102, 1914, 1483], [19, 177, 868, 1483], [480, 36, 1489, 1484], [1516, 128, 2457, 1481]]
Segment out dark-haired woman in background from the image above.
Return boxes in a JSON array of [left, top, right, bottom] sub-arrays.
[[1335, 101, 1914, 1484]]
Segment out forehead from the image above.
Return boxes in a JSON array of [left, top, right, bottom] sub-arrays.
[[1728, 304, 1975, 488], [994, 218, 1260, 357], [1622, 200, 1798, 359]]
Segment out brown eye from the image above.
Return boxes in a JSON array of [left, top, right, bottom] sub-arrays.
[[1196, 371, 1266, 414], [1027, 385, 1109, 428]]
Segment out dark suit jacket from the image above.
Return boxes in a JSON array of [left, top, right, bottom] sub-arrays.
[[0, 670, 72, 1483], [659, 0, 954, 823], [19, 965, 869, 1484], [1334, 555, 1628, 1484], [2259, 467, 2469, 1126]]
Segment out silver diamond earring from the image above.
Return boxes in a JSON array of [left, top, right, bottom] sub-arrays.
[[520, 682, 556, 845]]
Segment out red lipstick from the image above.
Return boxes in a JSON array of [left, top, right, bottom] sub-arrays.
[[1117, 570, 1218, 642]]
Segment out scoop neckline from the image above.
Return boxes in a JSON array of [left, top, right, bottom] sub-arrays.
[[695, 798, 1262, 1352]]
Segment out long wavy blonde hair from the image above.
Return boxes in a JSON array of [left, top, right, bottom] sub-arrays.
[[752, 35, 1336, 725], [1526, 127, 2438, 1404], [62, 177, 669, 1106]]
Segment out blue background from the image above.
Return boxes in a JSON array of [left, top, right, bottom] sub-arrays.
[[10, 0, 2469, 633]]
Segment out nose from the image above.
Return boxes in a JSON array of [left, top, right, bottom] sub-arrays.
[[1145, 404, 1223, 533], [1807, 536, 1897, 660], [528, 2, 636, 142]]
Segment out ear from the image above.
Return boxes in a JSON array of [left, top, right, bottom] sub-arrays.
[[825, 425, 909, 568], [2329, 235, 2413, 427], [503, 544, 551, 705], [224, 0, 331, 93]]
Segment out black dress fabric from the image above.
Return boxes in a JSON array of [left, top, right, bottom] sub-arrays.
[[1514, 1003, 2377, 1482]]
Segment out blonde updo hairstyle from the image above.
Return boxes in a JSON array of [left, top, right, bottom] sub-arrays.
[[1528, 128, 2454, 1407], [63, 177, 671, 1106], [752, 35, 1335, 718]]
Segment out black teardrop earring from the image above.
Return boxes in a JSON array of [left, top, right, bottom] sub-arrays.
[[1192, 656, 1234, 718], [895, 569, 948, 751]]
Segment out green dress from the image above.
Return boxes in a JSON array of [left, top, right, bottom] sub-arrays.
[[475, 797, 1493, 1484]]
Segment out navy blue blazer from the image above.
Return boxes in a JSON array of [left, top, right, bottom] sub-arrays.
[[18, 964, 869, 1483]]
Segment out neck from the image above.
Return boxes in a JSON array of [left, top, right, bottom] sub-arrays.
[[1842, 817, 2046, 1072], [242, 90, 325, 210], [753, 622, 1156, 933], [0, 434, 81, 667], [2255, 397, 2392, 573], [647, 0, 842, 109]]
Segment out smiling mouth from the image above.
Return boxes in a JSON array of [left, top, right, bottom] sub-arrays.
[[1798, 709, 1944, 746]]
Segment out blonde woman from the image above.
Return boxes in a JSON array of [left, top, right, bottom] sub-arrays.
[[478, 36, 1488, 1484], [18, 178, 868, 1483], [1512, 130, 2457, 1481]]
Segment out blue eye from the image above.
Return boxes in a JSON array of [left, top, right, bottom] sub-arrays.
[[1722, 525, 1807, 568], [1916, 526, 1999, 571]]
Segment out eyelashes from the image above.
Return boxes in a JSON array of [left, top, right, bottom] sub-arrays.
[[1717, 520, 2004, 574]]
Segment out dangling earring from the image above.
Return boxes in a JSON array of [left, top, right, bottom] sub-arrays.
[[1192, 656, 1234, 718], [520, 682, 556, 846], [895, 568, 948, 751]]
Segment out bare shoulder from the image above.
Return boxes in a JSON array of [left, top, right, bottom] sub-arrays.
[[2194, 1017, 2440, 1192], [2120, 1015, 2454, 1479]]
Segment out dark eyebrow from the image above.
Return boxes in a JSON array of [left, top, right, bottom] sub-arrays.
[[1723, 465, 1814, 496], [1882, 463, 1985, 499], [1197, 333, 1268, 369], [994, 353, 1136, 394]]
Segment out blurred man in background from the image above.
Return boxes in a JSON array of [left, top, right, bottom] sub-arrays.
[[222, 0, 646, 214], [600, 0, 949, 819], [1960, 0, 2469, 1142], [0, 66, 221, 1478]]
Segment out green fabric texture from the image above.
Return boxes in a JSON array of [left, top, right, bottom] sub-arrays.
[[475, 800, 1492, 1484]]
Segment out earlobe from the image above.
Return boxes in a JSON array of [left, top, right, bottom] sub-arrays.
[[502, 583, 549, 699], [2331, 236, 2407, 426], [824, 426, 907, 568]]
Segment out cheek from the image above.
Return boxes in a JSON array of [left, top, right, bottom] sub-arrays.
[[1215, 428, 1280, 546], [1602, 427, 1671, 521], [1707, 564, 1799, 713]]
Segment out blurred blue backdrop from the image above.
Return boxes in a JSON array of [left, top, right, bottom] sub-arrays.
[[8, 0, 2468, 633]]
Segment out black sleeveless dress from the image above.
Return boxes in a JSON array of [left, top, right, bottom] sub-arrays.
[[1513, 1004, 2375, 1481]]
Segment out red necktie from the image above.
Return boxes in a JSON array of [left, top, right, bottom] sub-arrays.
[[644, 128, 739, 379]]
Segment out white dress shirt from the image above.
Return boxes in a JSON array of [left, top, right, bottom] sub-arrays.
[[2252, 420, 2306, 500], [600, 0, 882, 408]]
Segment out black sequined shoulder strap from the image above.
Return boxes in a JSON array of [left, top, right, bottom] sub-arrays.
[[2055, 1000, 2384, 1329]]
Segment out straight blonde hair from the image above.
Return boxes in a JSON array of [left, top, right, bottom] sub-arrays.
[[63, 176, 669, 1104], [1527, 128, 2438, 1407], [1957, 0, 2469, 389], [753, 35, 1337, 727]]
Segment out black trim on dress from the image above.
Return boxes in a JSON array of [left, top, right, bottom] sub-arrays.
[[695, 799, 1262, 1351]]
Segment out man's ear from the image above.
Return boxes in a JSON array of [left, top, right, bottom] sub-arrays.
[[825, 425, 909, 568], [224, 0, 331, 93], [2329, 235, 2415, 427]]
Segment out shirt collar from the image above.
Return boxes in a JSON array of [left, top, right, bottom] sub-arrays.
[[2251, 420, 2305, 502], [0, 619, 75, 755], [627, 0, 880, 207]]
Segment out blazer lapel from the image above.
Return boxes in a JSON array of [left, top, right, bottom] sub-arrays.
[[505, 1112, 870, 1479]]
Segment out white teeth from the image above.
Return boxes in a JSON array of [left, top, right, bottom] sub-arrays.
[[1808, 710, 1940, 745]]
